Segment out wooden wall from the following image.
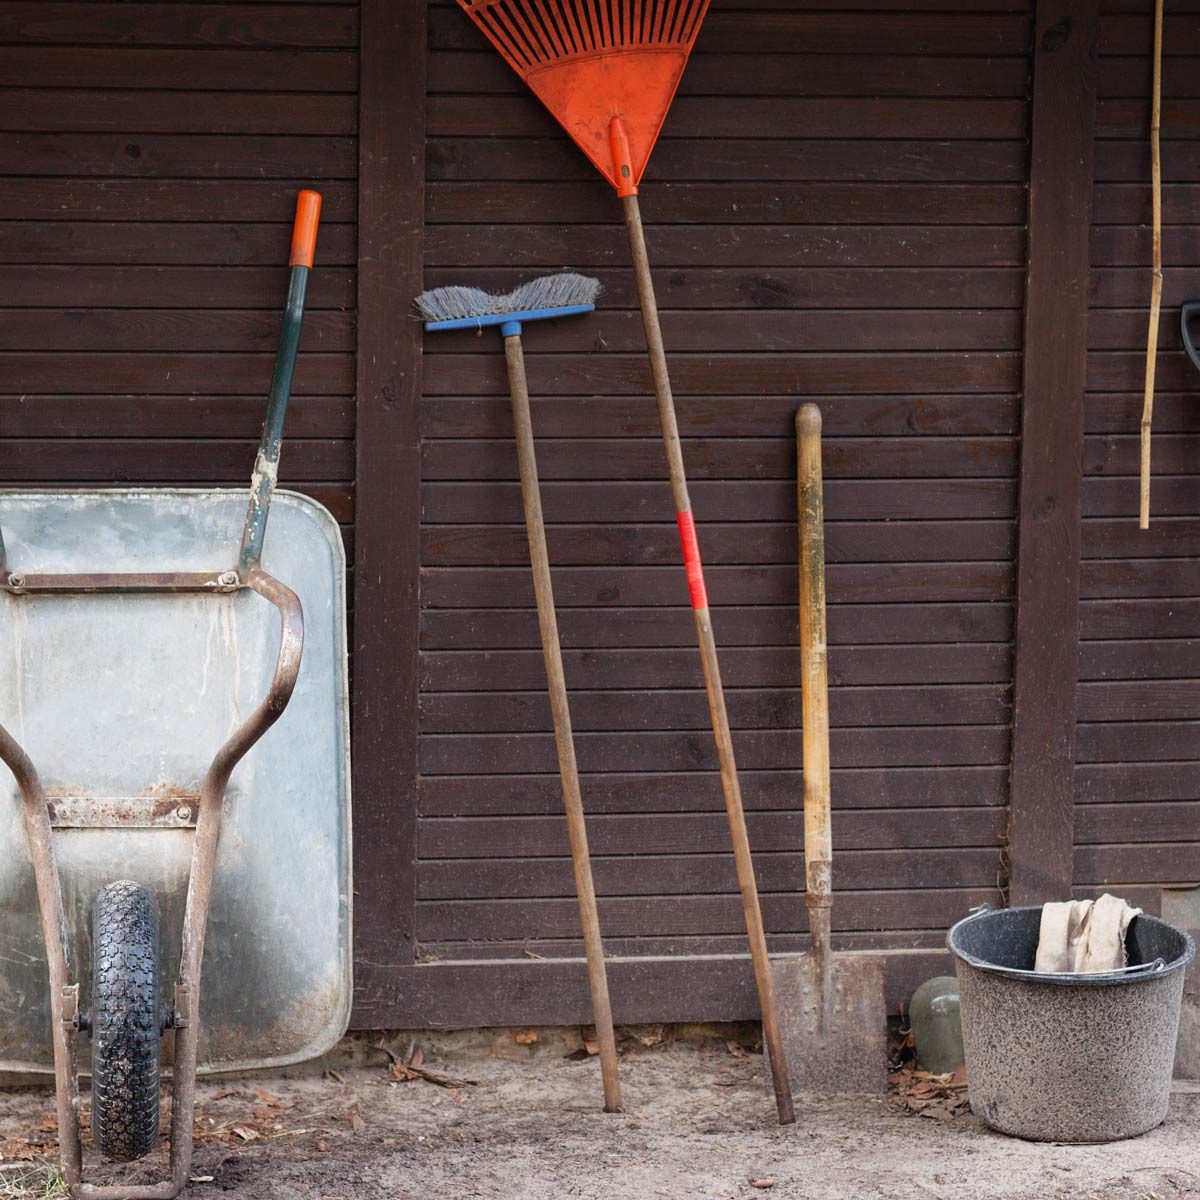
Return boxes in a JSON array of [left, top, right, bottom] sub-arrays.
[[1076, 1, 1200, 902], [2, 1, 1197, 1030], [414, 1, 1028, 979], [0, 2, 359, 532]]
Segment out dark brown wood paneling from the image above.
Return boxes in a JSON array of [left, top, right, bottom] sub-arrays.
[[353, 951, 956, 1030], [349, 0, 424, 981], [1008, 0, 1099, 907], [1072, 0, 1200, 907], [410, 0, 1028, 1000], [0, 5, 358, 519]]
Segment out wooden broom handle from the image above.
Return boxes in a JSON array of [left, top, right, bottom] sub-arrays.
[[504, 334, 622, 1113], [620, 193, 795, 1126]]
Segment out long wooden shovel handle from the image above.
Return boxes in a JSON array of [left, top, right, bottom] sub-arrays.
[[620, 193, 795, 1126], [797, 405, 833, 994], [505, 335, 622, 1113]]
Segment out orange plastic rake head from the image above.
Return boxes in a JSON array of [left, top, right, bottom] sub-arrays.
[[457, 0, 710, 196]]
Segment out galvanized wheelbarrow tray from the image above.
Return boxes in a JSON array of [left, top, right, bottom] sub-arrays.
[[0, 192, 351, 1198]]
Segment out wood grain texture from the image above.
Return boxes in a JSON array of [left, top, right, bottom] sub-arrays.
[[409, 2, 1031, 995], [1075, 0, 1200, 904], [350, 0, 423, 974], [1008, 0, 1099, 907], [352, 950, 953, 1029]]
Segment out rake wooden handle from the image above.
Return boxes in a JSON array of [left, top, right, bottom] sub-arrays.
[[504, 334, 622, 1113], [797, 405, 833, 1015], [621, 193, 795, 1126]]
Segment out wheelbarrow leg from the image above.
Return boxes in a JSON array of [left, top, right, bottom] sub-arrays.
[[0, 725, 85, 1191], [169, 568, 304, 1194]]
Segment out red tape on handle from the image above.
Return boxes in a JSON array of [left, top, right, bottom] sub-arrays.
[[676, 511, 708, 611]]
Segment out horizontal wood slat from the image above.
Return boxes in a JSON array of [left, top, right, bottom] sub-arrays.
[[419, 645, 1013, 691], [428, 9, 1032, 55], [420, 563, 1013, 608], [0, 265, 355, 308], [0, 89, 357, 136], [418, 848, 1002, 900], [419, 602, 1014, 647], [353, 952, 955, 1028], [1072, 13, 1200, 900], [416, 889, 1000, 942], [418, 766, 1010, 817], [418, 685, 1011, 733], [419, 726, 1011, 774], [0, 4, 357, 47], [1, 181, 357, 222], [422, 437, 1017, 480], [425, 224, 1026, 268], [0, 47, 358, 90]]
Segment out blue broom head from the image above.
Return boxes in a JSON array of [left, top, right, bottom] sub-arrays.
[[415, 272, 600, 336]]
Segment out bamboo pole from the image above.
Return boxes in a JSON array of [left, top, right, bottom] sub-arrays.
[[504, 334, 623, 1113], [620, 192, 796, 1126], [1140, 0, 1164, 530]]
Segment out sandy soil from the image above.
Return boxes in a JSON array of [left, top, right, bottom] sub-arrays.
[[1, 1032, 1198, 1200]]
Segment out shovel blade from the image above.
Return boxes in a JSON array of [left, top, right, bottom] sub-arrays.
[[767, 954, 888, 1095]]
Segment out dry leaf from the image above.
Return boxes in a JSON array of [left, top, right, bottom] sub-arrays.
[[582, 1036, 599, 1057], [409, 1047, 425, 1069], [231, 1126, 260, 1142], [350, 1113, 366, 1135], [751, 1179, 775, 1189], [316, 1140, 329, 1153]]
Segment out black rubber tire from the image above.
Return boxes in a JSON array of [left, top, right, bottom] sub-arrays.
[[91, 880, 161, 1162]]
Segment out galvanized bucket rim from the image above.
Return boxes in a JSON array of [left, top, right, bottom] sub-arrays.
[[947, 904, 1196, 987]]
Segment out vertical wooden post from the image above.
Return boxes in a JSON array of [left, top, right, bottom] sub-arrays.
[[352, 0, 425, 987], [1008, 0, 1099, 907]]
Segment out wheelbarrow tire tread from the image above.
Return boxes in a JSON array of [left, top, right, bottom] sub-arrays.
[[91, 880, 160, 1162]]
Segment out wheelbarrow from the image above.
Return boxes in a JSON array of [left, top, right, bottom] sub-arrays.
[[0, 191, 352, 1198]]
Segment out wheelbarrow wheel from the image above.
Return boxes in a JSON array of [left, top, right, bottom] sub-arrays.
[[91, 880, 161, 1162]]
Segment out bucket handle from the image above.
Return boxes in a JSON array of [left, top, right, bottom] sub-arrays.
[[962, 904, 1167, 978], [988, 957, 1167, 981]]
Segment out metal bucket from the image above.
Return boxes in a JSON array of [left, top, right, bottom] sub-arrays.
[[947, 904, 1195, 1143]]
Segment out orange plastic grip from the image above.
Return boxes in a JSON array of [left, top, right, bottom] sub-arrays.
[[608, 116, 638, 198], [289, 189, 322, 268], [676, 511, 708, 611]]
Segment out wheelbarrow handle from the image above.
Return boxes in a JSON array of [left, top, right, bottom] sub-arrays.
[[1181, 301, 1200, 376], [238, 189, 322, 576], [290, 189, 321, 269]]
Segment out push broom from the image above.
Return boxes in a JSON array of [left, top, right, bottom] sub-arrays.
[[416, 274, 622, 1113], [454, 0, 796, 1124]]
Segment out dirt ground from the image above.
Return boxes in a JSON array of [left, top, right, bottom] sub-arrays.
[[1, 1029, 1199, 1200]]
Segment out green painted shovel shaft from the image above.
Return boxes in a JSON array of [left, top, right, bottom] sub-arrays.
[[238, 263, 309, 576]]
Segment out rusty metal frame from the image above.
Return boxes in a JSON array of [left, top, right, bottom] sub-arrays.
[[4, 571, 242, 595], [0, 566, 303, 1199]]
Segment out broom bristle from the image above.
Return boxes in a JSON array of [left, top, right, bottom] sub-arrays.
[[415, 273, 600, 323]]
